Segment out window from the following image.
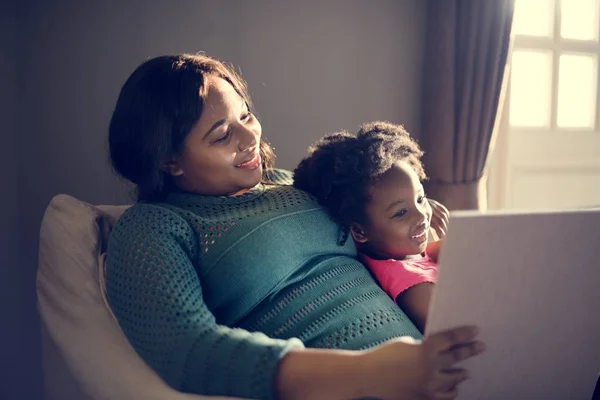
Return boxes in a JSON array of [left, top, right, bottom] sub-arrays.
[[488, 0, 600, 210], [510, 0, 600, 131]]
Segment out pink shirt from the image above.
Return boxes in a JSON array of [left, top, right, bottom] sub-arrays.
[[360, 253, 438, 301]]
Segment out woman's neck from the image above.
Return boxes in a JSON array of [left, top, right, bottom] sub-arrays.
[[231, 188, 251, 196]]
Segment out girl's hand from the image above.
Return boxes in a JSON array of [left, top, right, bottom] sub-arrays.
[[358, 326, 484, 400], [428, 199, 450, 239]]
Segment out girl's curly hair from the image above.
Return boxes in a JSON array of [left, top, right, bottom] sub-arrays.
[[293, 121, 426, 231]]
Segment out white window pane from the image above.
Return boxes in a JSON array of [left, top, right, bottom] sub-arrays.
[[512, 170, 600, 209], [560, 0, 599, 41], [513, 0, 554, 37], [509, 51, 553, 127], [557, 54, 598, 128]]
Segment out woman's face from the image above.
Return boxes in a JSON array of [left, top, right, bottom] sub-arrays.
[[168, 76, 263, 196]]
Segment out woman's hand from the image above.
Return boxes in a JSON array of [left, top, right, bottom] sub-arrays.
[[358, 326, 484, 400], [276, 326, 483, 400], [428, 199, 450, 239]]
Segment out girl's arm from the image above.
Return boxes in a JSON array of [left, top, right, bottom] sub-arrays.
[[426, 239, 443, 263], [428, 198, 449, 238], [426, 198, 449, 263], [395, 283, 435, 332]]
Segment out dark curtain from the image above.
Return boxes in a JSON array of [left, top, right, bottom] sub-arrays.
[[420, 0, 515, 210]]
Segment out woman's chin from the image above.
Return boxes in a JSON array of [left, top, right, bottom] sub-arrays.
[[240, 174, 262, 190], [235, 166, 263, 186]]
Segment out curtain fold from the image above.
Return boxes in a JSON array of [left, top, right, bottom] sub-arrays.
[[420, 0, 514, 210]]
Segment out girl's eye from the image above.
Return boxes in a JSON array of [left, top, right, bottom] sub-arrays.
[[242, 112, 252, 121], [394, 209, 407, 218], [417, 195, 425, 204]]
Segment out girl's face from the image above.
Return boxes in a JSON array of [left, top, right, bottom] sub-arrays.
[[166, 76, 263, 196], [352, 161, 432, 259]]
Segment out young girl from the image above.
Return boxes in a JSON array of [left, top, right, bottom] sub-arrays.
[[294, 121, 445, 332]]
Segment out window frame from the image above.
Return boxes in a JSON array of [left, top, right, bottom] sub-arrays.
[[509, 0, 600, 134], [487, 0, 600, 210]]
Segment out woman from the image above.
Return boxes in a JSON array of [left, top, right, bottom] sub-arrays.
[[106, 53, 484, 400]]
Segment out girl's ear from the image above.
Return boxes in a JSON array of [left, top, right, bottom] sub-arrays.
[[350, 223, 369, 243]]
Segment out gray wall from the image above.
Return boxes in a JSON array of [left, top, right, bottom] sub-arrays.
[[1, 0, 25, 398], [10, 1, 426, 398]]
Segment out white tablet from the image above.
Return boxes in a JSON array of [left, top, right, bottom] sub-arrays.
[[426, 209, 600, 399]]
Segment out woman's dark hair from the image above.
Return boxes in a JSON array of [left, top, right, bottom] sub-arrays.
[[109, 53, 275, 201], [294, 121, 426, 231]]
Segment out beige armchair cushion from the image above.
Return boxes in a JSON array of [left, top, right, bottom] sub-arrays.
[[37, 194, 239, 400]]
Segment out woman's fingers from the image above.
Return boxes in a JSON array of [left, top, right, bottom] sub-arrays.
[[431, 387, 459, 400], [438, 341, 486, 368], [430, 368, 470, 399], [427, 326, 480, 353], [419, 326, 482, 400]]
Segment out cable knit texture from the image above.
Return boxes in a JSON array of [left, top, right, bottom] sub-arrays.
[[106, 169, 421, 399]]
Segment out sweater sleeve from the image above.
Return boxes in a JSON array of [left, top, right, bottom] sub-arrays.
[[105, 204, 304, 399]]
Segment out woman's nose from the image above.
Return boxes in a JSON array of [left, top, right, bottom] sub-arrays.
[[236, 125, 258, 152]]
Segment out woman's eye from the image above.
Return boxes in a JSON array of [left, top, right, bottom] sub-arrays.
[[417, 195, 425, 204], [214, 130, 231, 143], [242, 112, 252, 121]]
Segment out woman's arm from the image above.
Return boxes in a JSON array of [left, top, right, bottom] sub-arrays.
[[277, 326, 485, 400], [276, 348, 365, 399], [106, 205, 303, 399]]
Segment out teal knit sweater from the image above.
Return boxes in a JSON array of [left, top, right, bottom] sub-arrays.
[[106, 169, 421, 399]]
